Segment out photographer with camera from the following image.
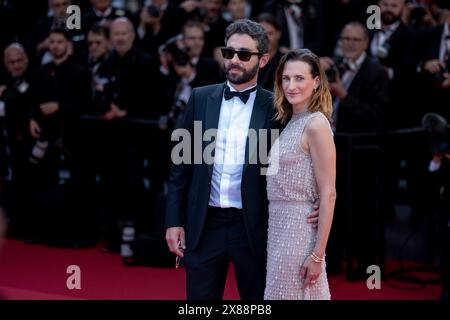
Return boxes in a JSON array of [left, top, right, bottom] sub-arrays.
[[82, 0, 131, 35], [369, 0, 417, 129], [180, 0, 229, 58], [92, 18, 159, 252], [158, 21, 223, 130], [319, 22, 389, 277], [28, 28, 91, 246], [136, 0, 187, 56], [421, 112, 450, 300], [158, 36, 198, 130], [321, 22, 388, 133], [260, 0, 326, 56], [403, 1, 439, 29], [0, 43, 35, 239], [415, 12, 450, 120]]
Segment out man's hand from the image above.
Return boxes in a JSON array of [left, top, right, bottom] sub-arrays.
[[306, 201, 320, 228], [423, 59, 445, 74], [36, 37, 50, 53], [319, 57, 334, 72], [29, 119, 42, 139], [140, 6, 151, 27], [39, 102, 59, 116], [0, 85, 7, 97], [440, 73, 450, 89], [180, 0, 202, 13], [166, 227, 186, 258], [102, 103, 127, 120], [329, 76, 348, 99]]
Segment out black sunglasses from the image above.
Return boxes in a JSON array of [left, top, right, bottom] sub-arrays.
[[220, 47, 263, 61]]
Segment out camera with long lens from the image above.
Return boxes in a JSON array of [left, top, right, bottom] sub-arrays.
[[161, 36, 191, 67], [410, 4, 428, 28], [325, 64, 339, 83], [147, 4, 161, 18], [325, 60, 352, 83]]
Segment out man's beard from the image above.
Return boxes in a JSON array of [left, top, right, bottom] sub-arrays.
[[381, 11, 400, 25], [225, 61, 259, 85], [52, 48, 68, 60]]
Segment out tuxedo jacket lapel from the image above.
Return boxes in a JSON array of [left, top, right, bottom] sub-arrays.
[[243, 86, 270, 174], [205, 82, 226, 178]]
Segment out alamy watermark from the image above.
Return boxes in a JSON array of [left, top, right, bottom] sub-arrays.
[[65, 5, 81, 30], [366, 5, 382, 30], [171, 122, 280, 175], [66, 265, 81, 290], [366, 265, 382, 290]]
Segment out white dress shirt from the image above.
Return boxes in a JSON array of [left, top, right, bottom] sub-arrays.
[[209, 82, 256, 209], [332, 52, 366, 129], [439, 23, 450, 63], [284, 5, 304, 50], [370, 21, 400, 56], [370, 21, 400, 80]]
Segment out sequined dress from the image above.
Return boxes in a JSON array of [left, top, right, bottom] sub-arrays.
[[264, 111, 331, 300]]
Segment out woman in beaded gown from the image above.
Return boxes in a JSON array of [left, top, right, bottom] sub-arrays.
[[264, 49, 336, 300]]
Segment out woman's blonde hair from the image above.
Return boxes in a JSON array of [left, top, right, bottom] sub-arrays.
[[273, 49, 333, 124]]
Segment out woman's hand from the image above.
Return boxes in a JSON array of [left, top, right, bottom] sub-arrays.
[[300, 255, 322, 289]]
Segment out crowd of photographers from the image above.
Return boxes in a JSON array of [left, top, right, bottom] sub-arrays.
[[0, 0, 449, 280]]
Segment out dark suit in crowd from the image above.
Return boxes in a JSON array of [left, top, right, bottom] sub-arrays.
[[262, 0, 326, 55], [258, 50, 283, 91], [0, 69, 35, 237], [81, 6, 131, 35], [33, 16, 86, 64], [415, 25, 450, 121], [330, 55, 389, 278], [136, 3, 187, 56], [334, 56, 388, 133], [94, 47, 159, 250], [369, 22, 417, 129], [28, 56, 91, 245]]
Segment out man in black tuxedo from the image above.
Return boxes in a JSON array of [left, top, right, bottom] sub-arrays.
[[81, 0, 130, 35], [261, 0, 326, 56], [92, 17, 158, 252], [369, 0, 417, 129], [165, 19, 318, 300], [321, 22, 389, 278], [136, 0, 187, 56], [322, 22, 388, 133], [28, 28, 91, 246], [0, 44, 35, 238], [415, 13, 450, 121]]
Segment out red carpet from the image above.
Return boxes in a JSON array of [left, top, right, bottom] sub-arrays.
[[0, 240, 443, 300]]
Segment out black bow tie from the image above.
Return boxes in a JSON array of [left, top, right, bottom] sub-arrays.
[[224, 86, 257, 104]]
